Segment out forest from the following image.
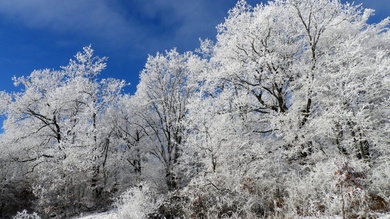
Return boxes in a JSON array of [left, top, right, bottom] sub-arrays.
[[0, 0, 389, 218]]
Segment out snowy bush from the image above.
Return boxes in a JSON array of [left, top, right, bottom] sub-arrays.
[[13, 210, 41, 219], [113, 183, 161, 219], [283, 160, 349, 217]]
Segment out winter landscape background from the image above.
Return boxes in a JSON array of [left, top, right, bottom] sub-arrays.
[[1, 0, 390, 218]]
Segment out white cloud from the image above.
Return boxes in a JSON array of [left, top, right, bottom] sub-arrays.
[[0, 0, 144, 48], [123, 0, 239, 52]]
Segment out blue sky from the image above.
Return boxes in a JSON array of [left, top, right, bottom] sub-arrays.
[[0, 0, 255, 94], [0, 0, 388, 96]]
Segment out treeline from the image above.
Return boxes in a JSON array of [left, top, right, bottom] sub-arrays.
[[0, 0, 389, 218]]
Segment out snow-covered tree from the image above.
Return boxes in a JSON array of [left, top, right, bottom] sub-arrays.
[[181, 0, 389, 217], [133, 49, 199, 191], [105, 94, 148, 188], [0, 46, 126, 217]]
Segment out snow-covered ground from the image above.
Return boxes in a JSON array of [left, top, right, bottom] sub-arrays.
[[373, 214, 390, 219], [302, 214, 390, 219], [73, 209, 117, 219]]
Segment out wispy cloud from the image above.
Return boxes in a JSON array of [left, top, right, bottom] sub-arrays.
[[0, 0, 241, 54], [0, 0, 141, 46], [117, 0, 243, 53]]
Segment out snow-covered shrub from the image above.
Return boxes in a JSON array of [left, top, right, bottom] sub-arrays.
[[370, 157, 390, 199], [13, 210, 41, 219], [282, 159, 373, 218], [113, 183, 161, 219], [147, 172, 286, 219], [334, 161, 370, 217], [147, 190, 190, 218], [31, 159, 98, 218], [148, 181, 244, 218], [283, 160, 340, 217]]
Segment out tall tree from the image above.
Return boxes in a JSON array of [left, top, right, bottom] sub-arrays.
[[133, 49, 198, 191]]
